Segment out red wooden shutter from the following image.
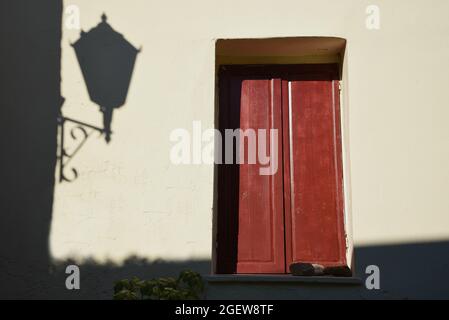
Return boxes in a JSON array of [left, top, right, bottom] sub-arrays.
[[282, 78, 347, 268], [217, 71, 285, 273], [236, 78, 285, 273], [217, 65, 347, 274]]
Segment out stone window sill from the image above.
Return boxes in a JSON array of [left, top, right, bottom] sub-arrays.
[[204, 274, 362, 285]]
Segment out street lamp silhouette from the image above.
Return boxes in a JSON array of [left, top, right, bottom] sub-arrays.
[[57, 14, 140, 182], [72, 13, 140, 142]]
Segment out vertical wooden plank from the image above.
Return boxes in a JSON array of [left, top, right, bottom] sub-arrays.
[[285, 79, 347, 267]]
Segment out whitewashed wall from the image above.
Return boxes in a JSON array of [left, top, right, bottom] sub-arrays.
[[52, 0, 449, 267]]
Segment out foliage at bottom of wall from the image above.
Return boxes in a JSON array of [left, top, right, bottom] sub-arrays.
[[113, 270, 204, 300]]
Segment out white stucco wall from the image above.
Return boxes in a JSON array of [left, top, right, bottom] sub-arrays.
[[51, 0, 449, 266]]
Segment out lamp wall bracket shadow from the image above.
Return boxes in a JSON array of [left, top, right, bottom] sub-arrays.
[[56, 14, 139, 183], [57, 111, 111, 183]]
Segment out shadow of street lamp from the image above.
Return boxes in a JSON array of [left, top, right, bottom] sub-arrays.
[[57, 14, 140, 182]]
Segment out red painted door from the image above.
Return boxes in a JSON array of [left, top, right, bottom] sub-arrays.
[[217, 65, 347, 274]]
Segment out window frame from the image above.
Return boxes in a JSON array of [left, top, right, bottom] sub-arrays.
[[212, 63, 352, 275]]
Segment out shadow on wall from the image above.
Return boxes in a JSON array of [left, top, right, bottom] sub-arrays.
[[0, 1, 209, 300], [0, 0, 62, 298], [0, 256, 210, 300], [207, 241, 449, 300], [70, 13, 139, 144], [58, 13, 139, 182], [354, 240, 449, 299]]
